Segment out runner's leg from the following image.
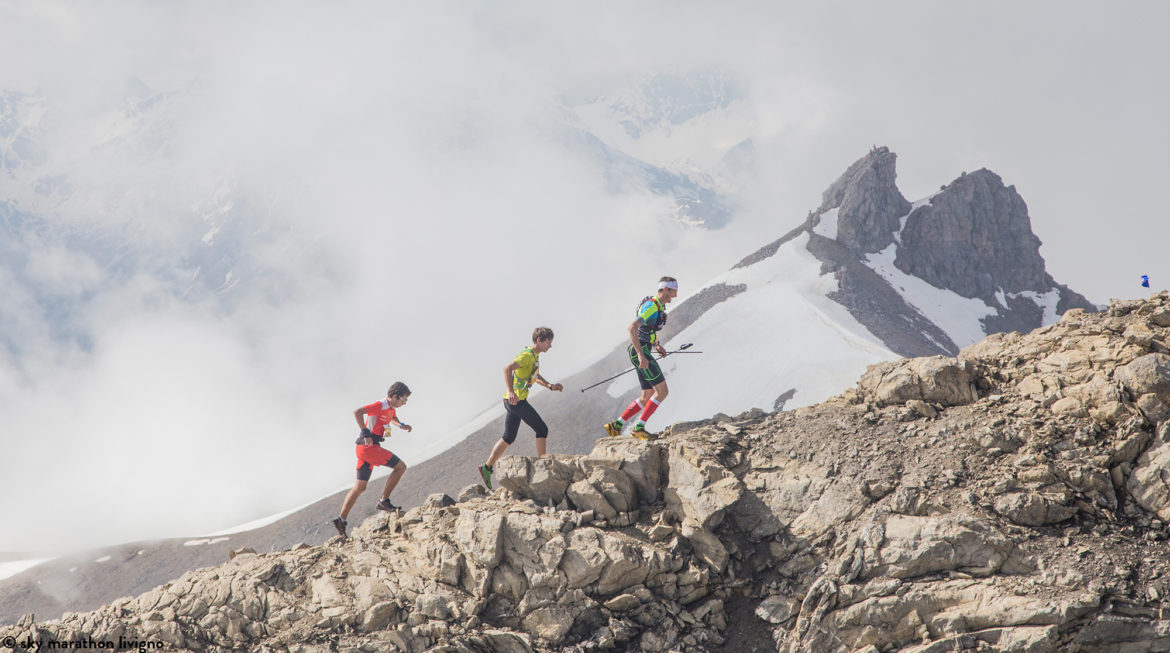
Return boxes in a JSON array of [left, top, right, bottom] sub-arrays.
[[616, 344, 656, 427], [486, 438, 510, 467], [341, 478, 368, 520], [487, 400, 523, 467], [637, 381, 668, 425], [635, 349, 668, 428], [381, 460, 406, 500], [620, 398, 645, 421], [514, 400, 549, 457]]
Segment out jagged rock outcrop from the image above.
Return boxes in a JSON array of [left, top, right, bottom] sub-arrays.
[[896, 169, 1050, 304], [810, 148, 1097, 356], [11, 294, 1170, 652], [821, 146, 912, 255]]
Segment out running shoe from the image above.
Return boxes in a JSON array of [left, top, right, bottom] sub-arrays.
[[331, 517, 348, 538], [479, 464, 493, 490], [630, 424, 658, 440], [375, 498, 400, 512], [603, 421, 623, 438]]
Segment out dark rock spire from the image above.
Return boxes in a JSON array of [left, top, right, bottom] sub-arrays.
[[821, 146, 912, 255]]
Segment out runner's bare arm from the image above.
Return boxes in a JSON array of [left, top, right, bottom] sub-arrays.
[[629, 321, 649, 368], [504, 360, 521, 404]]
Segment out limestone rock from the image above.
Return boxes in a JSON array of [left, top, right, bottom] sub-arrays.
[[858, 356, 979, 407], [756, 595, 799, 625], [496, 456, 576, 506], [361, 601, 397, 631], [1137, 393, 1170, 425], [664, 444, 744, 529], [566, 479, 618, 521], [1128, 433, 1170, 521], [866, 515, 1026, 579], [993, 491, 1077, 526], [454, 510, 505, 568], [1117, 353, 1170, 403]]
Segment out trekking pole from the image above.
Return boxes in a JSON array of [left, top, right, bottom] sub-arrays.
[[579, 343, 700, 393]]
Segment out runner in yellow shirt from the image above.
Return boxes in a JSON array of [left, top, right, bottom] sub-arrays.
[[479, 327, 562, 489]]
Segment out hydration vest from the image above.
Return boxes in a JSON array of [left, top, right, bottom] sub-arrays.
[[638, 296, 667, 331]]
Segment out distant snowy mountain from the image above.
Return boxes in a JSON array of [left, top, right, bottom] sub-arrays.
[[586, 70, 743, 139], [552, 120, 732, 228], [573, 70, 754, 198]]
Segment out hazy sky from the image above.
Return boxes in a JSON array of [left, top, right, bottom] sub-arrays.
[[1, 1, 1166, 553]]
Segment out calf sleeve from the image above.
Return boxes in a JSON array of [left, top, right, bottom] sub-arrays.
[[638, 397, 662, 423], [620, 399, 645, 421]]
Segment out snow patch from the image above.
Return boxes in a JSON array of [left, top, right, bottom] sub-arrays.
[[215, 271, 239, 294], [812, 208, 839, 240], [182, 536, 230, 547], [0, 557, 51, 581], [605, 231, 896, 424], [1012, 289, 1062, 325], [864, 244, 997, 349], [204, 500, 315, 536], [201, 225, 222, 245], [893, 197, 933, 245]]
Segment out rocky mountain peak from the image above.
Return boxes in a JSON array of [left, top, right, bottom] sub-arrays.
[[819, 146, 911, 254], [894, 168, 1050, 303], [799, 149, 1097, 357]]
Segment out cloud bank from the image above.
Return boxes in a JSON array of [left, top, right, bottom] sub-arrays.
[[0, 1, 1166, 552]]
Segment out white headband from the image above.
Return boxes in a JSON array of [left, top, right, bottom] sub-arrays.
[[658, 280, 678, 291]]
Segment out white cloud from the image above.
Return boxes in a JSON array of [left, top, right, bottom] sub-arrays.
[[0, 0, 1167, 552]]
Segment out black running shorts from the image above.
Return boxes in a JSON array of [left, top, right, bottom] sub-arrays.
[[628, 343, 664, 390], [501, 398, 549, 444]]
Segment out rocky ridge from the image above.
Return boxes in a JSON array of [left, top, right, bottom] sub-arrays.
[[749, 147, 1098, 358], [10, 294, 1170, 651]]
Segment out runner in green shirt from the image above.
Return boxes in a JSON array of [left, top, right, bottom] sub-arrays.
[[604, 276, 678, 439]]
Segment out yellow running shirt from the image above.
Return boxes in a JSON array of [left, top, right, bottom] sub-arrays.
[[507, 347, 540, 400]]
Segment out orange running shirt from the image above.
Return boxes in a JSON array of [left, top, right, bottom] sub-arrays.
[[361, 400, 398, 436]]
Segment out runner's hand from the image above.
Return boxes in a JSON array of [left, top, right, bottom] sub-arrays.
[[400, 424, 412, 432], [506, 391, 519, 406], [549, 383, 563, 392], [655, 344, 667, 358], [637, 355, 650, 369]]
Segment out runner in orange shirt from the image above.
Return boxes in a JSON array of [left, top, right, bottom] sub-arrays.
[[332, 382, 412, 538]]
